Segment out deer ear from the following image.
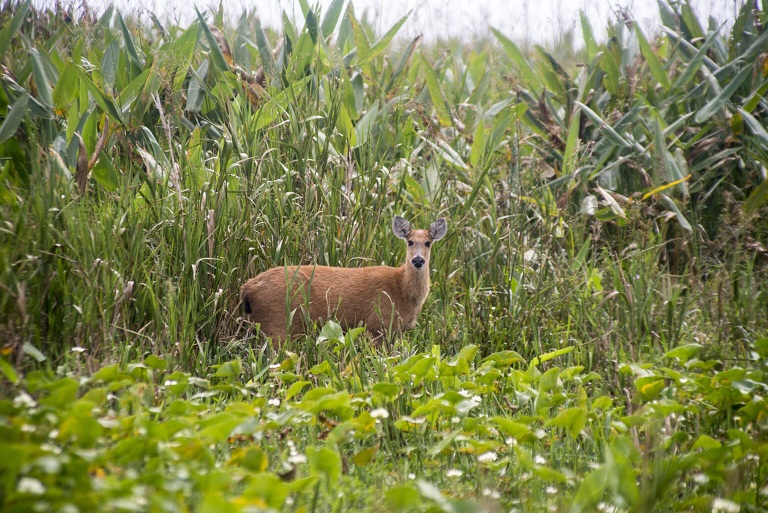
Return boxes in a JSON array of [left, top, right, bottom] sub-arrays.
[[392, 216, 411, 239], [429, 218, 447, 241]]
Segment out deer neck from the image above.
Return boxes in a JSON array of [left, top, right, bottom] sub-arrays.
[[400, 262, 430, 306]]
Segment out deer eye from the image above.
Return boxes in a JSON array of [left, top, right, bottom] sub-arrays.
[[407, 240, 414, 246], [425, 241, 431, 247]]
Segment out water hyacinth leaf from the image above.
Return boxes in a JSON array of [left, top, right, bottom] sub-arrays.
[[91, 156, 119, 192], [386, 484, 421, 510], [493, 417, 533, 439], [317, 320, 344, 343], [307, 446, 342, 482], [547, 407, 588, 438], [569, 465, 609, 513], [285, 380, 310, 400], [0, 92, 28, 144], [243, 473, 289, 509], [213, 358, 242, 378], [0, 356, 19, 384], [663, 343, 703, 362]]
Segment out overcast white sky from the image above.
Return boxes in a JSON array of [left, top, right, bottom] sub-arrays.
[[54, 0, 747, 45]]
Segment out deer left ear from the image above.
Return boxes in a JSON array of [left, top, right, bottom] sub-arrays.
[[429, 218, 447, 241]]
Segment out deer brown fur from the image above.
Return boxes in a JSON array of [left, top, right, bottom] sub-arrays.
[[240, 216, 447, 343]]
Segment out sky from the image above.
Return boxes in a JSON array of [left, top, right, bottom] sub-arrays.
[[47, 0, 746, 45]]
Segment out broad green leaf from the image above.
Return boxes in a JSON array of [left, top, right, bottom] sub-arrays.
[[563, 110, 581, 175], [285, 380, 310, 400], [657, 194, 693, 232], [667, 27, 721, 90], [0, 0, 30, 57], [492, 417, 533, 439], [385, 34, 422, 92], [307, 446, 342, 482], [213, 358, 242, 378], [320, 0, 345, 38], [29, 48, 53, 110], [547, 407, 588, 438], [576, 102, 630, 148], [359, 12, 409, 66], [421, 55, 453, 127], [0, 93, 28, 144], [695, 64, 752, 123], [116, 11, 142, 68], [196, 11, 229, 72], [53, 62, 78, 110], [77, 67, 125, 125], [738, 107, 768, 147], [744, 179, 768, 216], [579, 11, 598, 62], [0, 356, 18, 384], [492, 27, 541, 94], [317, 319, 344, 343], [635, 25, 670, 91], [386, 484, 421, 510], [92, 156, 119, 192], [569, 465, 608, 513], [663, 343, 703, 362], [100, 40, 120, 90]]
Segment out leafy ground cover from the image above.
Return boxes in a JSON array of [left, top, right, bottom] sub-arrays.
[[1, 0, 767, 511]]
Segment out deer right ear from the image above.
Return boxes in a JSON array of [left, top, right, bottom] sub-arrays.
[[392, 216, 411, 239]]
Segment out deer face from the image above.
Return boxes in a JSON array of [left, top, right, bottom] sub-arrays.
[[393, 216, 447, 271]]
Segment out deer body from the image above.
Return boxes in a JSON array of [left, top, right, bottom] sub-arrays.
[[241, 216, 447, 342]]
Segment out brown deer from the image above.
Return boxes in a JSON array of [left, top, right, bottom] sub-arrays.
[[241, 216, 447, 342]]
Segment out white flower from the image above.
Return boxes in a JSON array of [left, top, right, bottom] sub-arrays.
[[478, 451, 497, 463], [163, 380, 178, 386], [713, 498, 740, 513], [13, 392, 36, 408], [534, 455, 547, 465], [268, 398, 280, 407], [71, 346, 86, 353], [446, 469, 463, 478], [546, 486, 558, 494], [408, 473, 416, 480], [17, 477, 45, 494], [482, 488, 500, 499], [371, 408, 389, 419], [288, 454, 307, 464]]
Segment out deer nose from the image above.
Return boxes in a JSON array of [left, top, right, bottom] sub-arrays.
[[412, 256, 425, 268]]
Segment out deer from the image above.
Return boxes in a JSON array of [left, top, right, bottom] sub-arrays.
[[240, 216, 448, 343]]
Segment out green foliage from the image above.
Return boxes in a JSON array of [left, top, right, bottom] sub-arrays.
[[0, 0, 766, 512]]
